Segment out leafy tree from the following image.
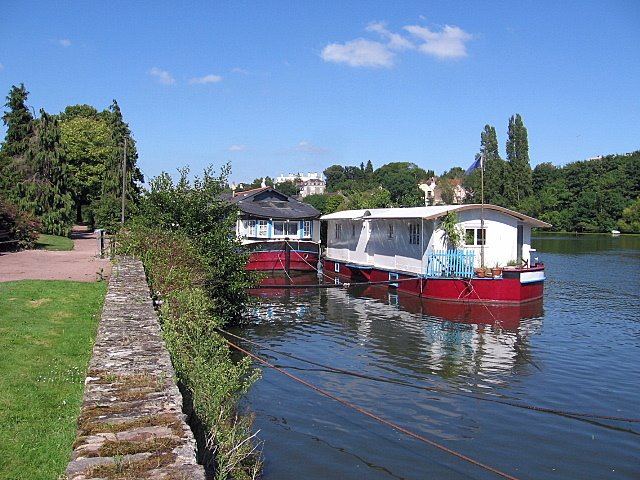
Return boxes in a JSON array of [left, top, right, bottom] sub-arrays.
[[94, 100, 143, 232], [345, 187, 392, 209], [59, 106, 113, 223], [246, 176, 274, 189], [275, 180, 299, 196], [373, 162, 432, 205], [136, 164, 254, 320], [324, 165, 345, 191], [440, 166, 464, 180], [617, 197, 640, 232], [505, 114, 532, 207]]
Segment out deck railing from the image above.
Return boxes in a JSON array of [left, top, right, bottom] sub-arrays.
[[426, 249, 475, 278]]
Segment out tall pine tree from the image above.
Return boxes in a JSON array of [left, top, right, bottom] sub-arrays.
[[1, 84, 34, 196], [505, 113, 532, 207], [16, 110, 74, 235], [480, 124, 507, 205]]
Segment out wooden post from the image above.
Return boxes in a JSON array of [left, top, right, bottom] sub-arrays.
[[284, 239, 291, 274]]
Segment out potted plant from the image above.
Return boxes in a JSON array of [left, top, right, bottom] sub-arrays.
[[474, 266, 487, 278], [492, 262, 503, 277]]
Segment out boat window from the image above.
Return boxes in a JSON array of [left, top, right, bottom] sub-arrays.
[[388, 224, 394, 239], [409, 223, 420, 245], [352, 223, 356, 237], [273, 221, 298, 237], [257, 220, 268, 237], [303, 221, 311, 238], [465, 228, 486, 246], [244, 220, 256, 236], [335, 223, 342, 239]]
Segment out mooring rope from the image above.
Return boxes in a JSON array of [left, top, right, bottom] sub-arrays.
[[221, 334, 522, 480], [218, 329, 640, 425]]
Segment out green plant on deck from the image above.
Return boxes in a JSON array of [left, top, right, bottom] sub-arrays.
[[439, 211, 465, 249]]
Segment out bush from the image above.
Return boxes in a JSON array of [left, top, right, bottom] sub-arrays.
[[0, 196, 40, 248], [119, 225, 261, 479]]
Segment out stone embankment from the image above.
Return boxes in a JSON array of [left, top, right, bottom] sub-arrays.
[[66, 256, 205, 480]]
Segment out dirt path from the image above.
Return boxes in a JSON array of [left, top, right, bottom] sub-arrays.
[[0, 226, 112, 283]]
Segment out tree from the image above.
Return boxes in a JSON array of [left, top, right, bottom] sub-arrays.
[[16, 110, 74, 236], [94, 100, 143, 231], [1, 84, 34, 196], [373, 162, 432, 205], [276, 180, 298, 196], [480, 124, 507, 205], [59, 106, 113, 223], [617, 197, 640, 233], [345, 187, 392, 209], [504, 114, 532, 207]]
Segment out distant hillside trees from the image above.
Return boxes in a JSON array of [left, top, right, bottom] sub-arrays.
[[0, 84, 143, 235]]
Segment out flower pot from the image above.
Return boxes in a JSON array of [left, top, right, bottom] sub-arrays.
[[492, 267, 503, 277], [475, 268, 487, 278]]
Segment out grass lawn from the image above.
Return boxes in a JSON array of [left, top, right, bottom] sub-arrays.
[[0, 280, 106, 480], [35, 234, 74, 251]]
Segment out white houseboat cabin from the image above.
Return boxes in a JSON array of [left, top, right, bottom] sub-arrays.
[[228, 186, 321, 271], [321, 204, 551, 303]]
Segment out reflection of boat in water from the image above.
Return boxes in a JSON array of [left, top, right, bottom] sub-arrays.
[[252, 272, 320, 298], [355, 284, 543, 331]]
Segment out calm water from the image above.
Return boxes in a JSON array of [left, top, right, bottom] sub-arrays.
[[231, 234, 640, 480]]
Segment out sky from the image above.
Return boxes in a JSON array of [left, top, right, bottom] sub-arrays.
[[1, 1, 639, 185]]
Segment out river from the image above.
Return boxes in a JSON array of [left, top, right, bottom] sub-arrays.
[[230, 234, 640, 479]]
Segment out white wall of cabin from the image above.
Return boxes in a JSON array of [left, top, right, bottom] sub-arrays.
[[325, 208, 535, 274]]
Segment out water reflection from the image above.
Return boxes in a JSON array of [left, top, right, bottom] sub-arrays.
[[249, 274, 544, 385]]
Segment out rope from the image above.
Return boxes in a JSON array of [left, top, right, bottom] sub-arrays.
[[221, 335, 522, 480], [218, 329, 640, 425]]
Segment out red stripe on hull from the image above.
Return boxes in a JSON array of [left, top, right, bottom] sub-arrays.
[[323, 260, 544, 304], [246, 251, 318, 271]]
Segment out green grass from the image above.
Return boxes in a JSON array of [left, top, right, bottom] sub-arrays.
[[0, 280, 106, 480], [35, 234, 74, 251]]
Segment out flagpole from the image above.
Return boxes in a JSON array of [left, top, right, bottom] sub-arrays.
[[480, 153, 485, 268]]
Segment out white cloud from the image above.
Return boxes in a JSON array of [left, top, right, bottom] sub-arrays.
[[321, 20, 473, 68], [229, 144, 246, 152], [189, 74, 223, 84], [296, 141, 328, 154], [58, 39, 72, 47], [404, 24, 472, 59], [321, 38, 395, 68], [149, 67, 176, 85], [366, 21, 414, 51]]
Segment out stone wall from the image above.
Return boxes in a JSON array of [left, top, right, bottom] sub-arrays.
[[66, 256, 205, 479]]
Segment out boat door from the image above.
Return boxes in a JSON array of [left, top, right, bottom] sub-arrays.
[[516, 224, 524, 264]]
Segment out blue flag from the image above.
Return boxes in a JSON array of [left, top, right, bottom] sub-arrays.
[[465, 155, 483, 175]]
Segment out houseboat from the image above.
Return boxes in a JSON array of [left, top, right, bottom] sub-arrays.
[[228, 187, 321, 271], [321, 204, 551, 303]]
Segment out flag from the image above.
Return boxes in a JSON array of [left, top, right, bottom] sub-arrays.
[[464, 154, 483, 175]]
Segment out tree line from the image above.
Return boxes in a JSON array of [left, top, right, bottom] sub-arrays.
[[303, 113, 640, 233], [0, 84, 142, 241]]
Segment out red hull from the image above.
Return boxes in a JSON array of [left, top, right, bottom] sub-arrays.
[[247, 251, 319, 272], [323, 260, 544, 304]]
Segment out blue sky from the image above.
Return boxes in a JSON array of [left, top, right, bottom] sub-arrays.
[[1, 1, 639, 185]]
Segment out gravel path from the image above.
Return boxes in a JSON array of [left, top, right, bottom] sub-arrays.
[[0, 226, 112, 283]]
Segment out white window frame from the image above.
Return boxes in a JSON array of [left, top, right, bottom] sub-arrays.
[[335, 223, 342, 239], [272, 220, 299, 238], [257, 220, 268, 238], [303, 221, 311, 238]]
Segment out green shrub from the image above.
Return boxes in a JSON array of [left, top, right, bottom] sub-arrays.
[[0, 195, 40, 248]]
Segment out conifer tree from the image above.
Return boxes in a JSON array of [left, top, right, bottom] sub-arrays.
[[480, 124, 507, 205], [17, 110, 74, 235], [1, 84, 34, 195], [505, 114, 533, 207]]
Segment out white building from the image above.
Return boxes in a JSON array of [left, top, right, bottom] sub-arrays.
[[275, 172, 323, 184]]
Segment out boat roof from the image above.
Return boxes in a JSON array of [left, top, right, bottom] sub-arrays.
[[227, 186, 321, 220], [321, 204, 551, 228]]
